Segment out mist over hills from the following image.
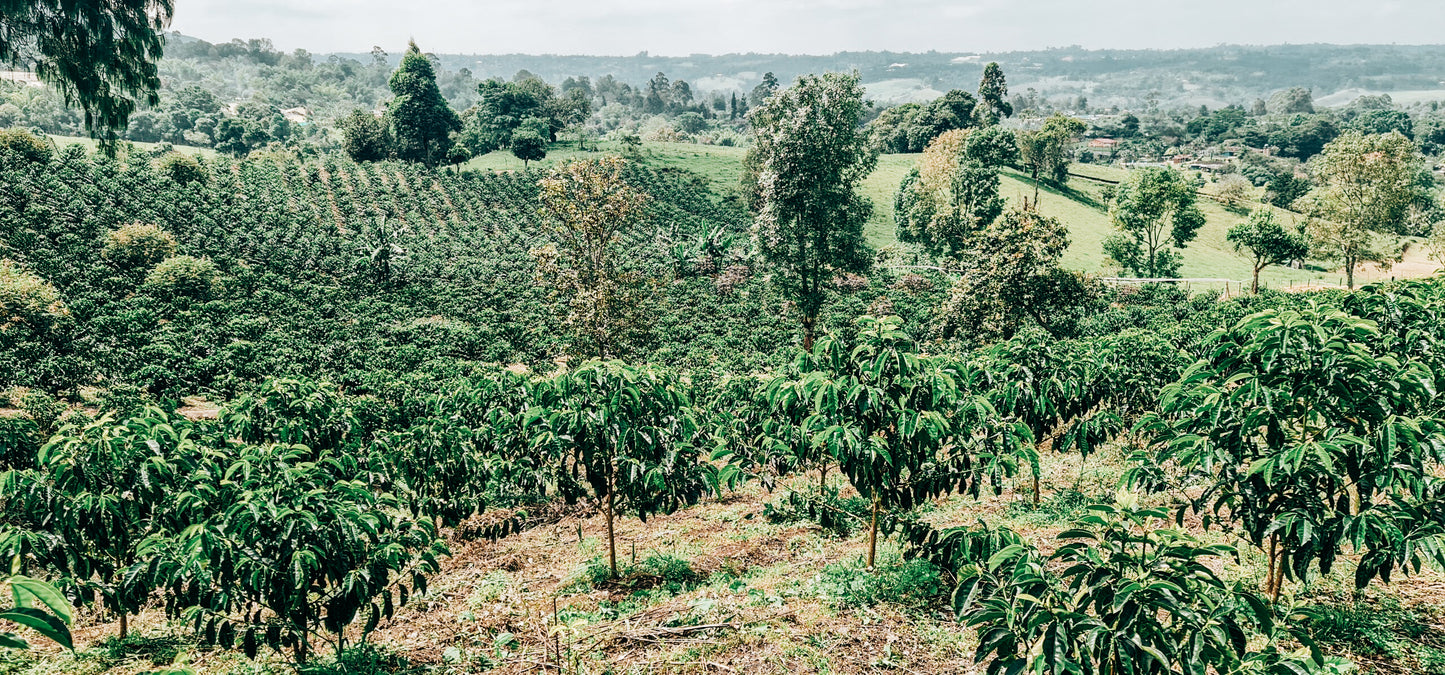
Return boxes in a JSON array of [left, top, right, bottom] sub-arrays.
[[311, 43, 1445, 109]]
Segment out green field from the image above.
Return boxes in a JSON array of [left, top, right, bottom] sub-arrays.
[[46, 134, 217, 158], [486, 140, 1381, 290]]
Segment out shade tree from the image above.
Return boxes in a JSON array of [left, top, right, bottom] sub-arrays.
[[744, 71, 877, 351], [1226, 209, 1310, 293], [1103, 167, 1206, 278]]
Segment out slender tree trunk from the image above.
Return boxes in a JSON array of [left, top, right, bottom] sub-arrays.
[[1252, 265, 1262, 294], [1032, 466, 1041, 506], [867, 496, 880, 570], [802, 313, 816, 352], [119, 611, 128, 640], [818, 459, 827, 495], [1266, 534, 1278, 598], [606, 485, 618, 578]]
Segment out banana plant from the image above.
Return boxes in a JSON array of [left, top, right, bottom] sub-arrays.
[[0, 408, 199, 638], [1132, 305, 1445, 599], [531, 361, 712, 578], [956, 498, 1323, 675]]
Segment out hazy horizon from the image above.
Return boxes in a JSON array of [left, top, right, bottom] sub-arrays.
[[168, 0, 1445, 57]]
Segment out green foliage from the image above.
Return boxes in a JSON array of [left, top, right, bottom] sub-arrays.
[[0, 574, 74, 651], [0, 129, 52, 165], [172, 441, 447, 664], [532, 361, 711, 578], [1134, 305, 1445, 593], [339, 110, 392, 163], [1298, 131, 1425, 288], [1227, 209, 1310, 293], [785, 315, 1020, 567], [975, 63, 1013, 125], [1017, 114, 1085, 192], [814, 555, 943, 611], [762, 487, 870, 538], [0, 0, 171, 144], [584, 553, 699, 595], [941, 206, 1076, 340], [1104, 167, 1206, 278], [957, 499, 1320, 675], [102, 223, 177, 271], [153, 152, 207, 186], [509, 130, 546, 167], [0, 261, 65, 332], [1266, 172, 1312, 210], [0, 408, 196, 638], [385, 42, 460, 166], [1299, 597, 1445, 670], [142, 255, 218, 301], [745, 71, 878, 348]]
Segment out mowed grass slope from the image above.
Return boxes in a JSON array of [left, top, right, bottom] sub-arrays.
[[468, 140, 1434, 288], [47, 134, 216, 158]]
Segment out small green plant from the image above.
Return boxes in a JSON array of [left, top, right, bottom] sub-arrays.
[[1300, 597, 1445, 665], [1004, 487, 1098, 524], [296, 643, 422, 675], [814, 555, 942, 611], [580, 553, 698, 595], [100, 632, 183, 666], [763, 487, 869, 537]]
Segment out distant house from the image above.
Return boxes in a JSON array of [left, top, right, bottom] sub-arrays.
[[1088, 138, 1120, 149], [1188, 162, 1227, 172], [1167, 154, 1193, 167]]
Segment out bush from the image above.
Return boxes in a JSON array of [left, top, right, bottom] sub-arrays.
[[143, 255, 218, 301], [154, 152, 208, 186], [0, 128, 52, 164], [0, 261, 66, 331], [19, 391, 64, 437], [103, 223, 178, 271], [814, 555, 943, 611], [582, 553, 699, 595]]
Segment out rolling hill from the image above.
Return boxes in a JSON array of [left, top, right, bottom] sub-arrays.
[[471, 140, 1431, 291]]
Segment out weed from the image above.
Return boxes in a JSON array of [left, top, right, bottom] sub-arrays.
[[813, 554, 943, 611]]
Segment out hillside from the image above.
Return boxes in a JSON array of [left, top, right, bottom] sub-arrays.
[[14, 441, 1445, 675], [493, 141, 1434, 290]]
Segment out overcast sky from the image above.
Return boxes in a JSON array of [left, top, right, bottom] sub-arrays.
[[169, 0, 1439, 55]]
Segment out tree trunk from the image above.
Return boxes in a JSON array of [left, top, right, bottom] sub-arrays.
[[1252, 265, 1262, 294], [605, 486, 618, 578], [802, 313, 816, 352], [119, 611, 128, 640], [818, 459, 827, 495], [867, 497, 880, 571], [1265, 534, 1278, 598], [1032, 466, 1041, 506]]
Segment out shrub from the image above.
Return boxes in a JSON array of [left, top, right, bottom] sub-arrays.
[[154, 152, 208, 186], [0, 261, 66, 331], [143, 255, 218, 301], [103, 223, 178, 271], [0, 128, 52, 164], [814, 555, 943, 610]]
